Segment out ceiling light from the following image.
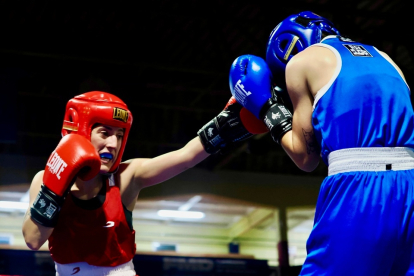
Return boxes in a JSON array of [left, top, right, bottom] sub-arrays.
[[157, 210, 205, 219], [178, 195, 202, 211]]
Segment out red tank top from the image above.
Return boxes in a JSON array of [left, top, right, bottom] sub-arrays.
[[48, 175, 136, 266]]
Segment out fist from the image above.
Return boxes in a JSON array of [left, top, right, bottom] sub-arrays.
[[229, 54, 273, 119]]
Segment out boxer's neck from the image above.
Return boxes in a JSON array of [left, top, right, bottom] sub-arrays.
[[71, 175, 103, 200]]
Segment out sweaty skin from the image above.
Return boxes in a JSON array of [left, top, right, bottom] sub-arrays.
[[279, 46, 335, 172], [280, 45, 406, 172]]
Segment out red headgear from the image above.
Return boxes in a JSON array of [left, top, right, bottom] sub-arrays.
[[62, 91, 133, 173]]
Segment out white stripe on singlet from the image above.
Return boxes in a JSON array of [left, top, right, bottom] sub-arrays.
[[328, 147, 414, 176], [55, 260, 136, 276]]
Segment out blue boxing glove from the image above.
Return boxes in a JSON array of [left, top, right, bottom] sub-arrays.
[[229, 54, 293, 144], [229, 55, 272, 119]]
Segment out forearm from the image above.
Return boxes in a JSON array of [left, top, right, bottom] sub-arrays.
[[280, 130, 320, 172], [22, 210, 54, 250], [157, 136, 210, 173], [181, 136, 211, 166], [137, 137, 210, 188]]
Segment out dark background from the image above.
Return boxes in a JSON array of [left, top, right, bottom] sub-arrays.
[[0, 0, 412, 179]]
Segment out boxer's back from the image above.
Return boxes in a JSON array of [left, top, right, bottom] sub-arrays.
[[311, 36, 414, 164]]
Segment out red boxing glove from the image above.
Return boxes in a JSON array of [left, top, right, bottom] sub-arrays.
[[224, 97, 268, 134], [198, 96, 268, 154], [43, 134, 101, 196], [31, 134, 101, 227]]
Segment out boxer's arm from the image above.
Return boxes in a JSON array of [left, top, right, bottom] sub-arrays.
[[279, 48, 333, 171], [22, 171, 54, 250], [22, 134, 101, 250], [119, 137, 209, 210], [126, 98, 267, 189], [121, 137, 209, 190], [134, 136, 208, 187], [119, 99, 268, 210]]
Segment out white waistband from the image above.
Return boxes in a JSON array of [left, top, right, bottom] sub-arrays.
[[328, 147, 414, 176], [55, 260, 135, 276]]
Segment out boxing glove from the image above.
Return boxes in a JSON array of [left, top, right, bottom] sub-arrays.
[[198, 97, 268, 154], [30, 134, 101, 227], [229, 54, 292, 144]]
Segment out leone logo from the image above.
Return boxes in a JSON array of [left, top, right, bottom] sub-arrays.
[[113, 107, 129, 123], [46, 151, 67, 180]]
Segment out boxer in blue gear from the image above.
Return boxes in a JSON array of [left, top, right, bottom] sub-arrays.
[[230, 11, 414, 275]]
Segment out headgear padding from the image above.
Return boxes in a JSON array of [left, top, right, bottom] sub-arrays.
[[266, 11, 340, 88], [62, 91, 133, 173]]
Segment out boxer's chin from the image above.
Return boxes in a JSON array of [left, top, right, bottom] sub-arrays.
[[99, 163, 112, 174]]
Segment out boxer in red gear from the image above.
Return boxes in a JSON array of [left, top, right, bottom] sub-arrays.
[[22, 91, 267, 275]]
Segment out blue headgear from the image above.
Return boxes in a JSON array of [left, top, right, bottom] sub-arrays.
[[266, 11, 340, 88]]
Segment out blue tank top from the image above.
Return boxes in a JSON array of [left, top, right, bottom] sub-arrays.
[[312, 36, 414, 165]]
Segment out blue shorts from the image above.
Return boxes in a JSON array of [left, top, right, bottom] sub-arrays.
[[300, 169, 414, 276]]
